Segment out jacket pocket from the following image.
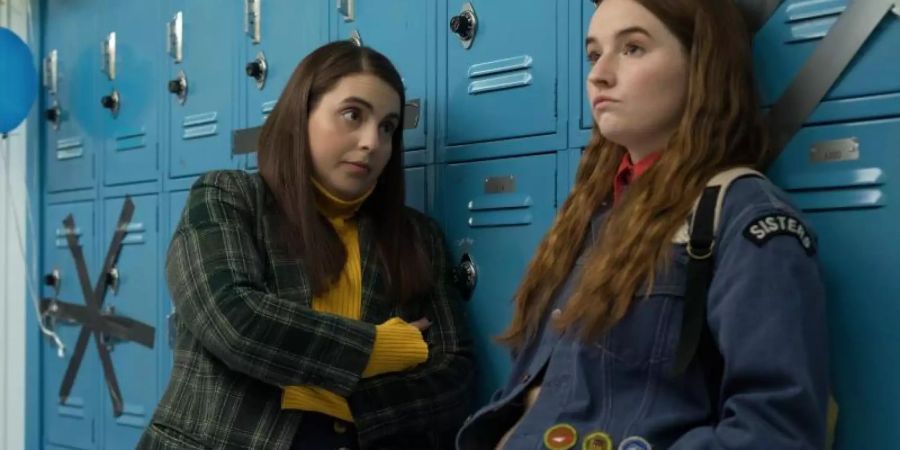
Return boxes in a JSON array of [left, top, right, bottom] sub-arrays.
[[592, 246, 688, 368], [146, 422, 208, 450]]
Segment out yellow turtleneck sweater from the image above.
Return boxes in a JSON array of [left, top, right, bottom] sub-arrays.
[[281, 179, 429, 422]]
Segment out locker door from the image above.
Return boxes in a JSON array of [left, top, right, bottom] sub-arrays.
[[404, 166, 427, 213], [161, 190, 191, 387], [753, 0, 900, 108], [445, 1, 560, 146], [572, 0, 594, 147], [438, 153, 557, 403], [101, 196, 160, 449], [337, 0, 429, 151], [167, 1, 241, 178], [100, 2, 162, 186], [42, 202, 98, 449], [43, 2, 99, 192], [244, 0, 327, 169], [767, 117, 900, 448]]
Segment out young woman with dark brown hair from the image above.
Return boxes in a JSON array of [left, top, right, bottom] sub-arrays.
[[456, 0, 828, 448], [138, 41, 473, 450]]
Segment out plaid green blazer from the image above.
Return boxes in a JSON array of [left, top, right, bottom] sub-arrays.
[[138, 170, 474, 449]]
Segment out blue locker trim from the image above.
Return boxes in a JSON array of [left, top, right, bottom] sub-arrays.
[[165, 175, 199, 193], [438, 134, 567, 164], [45, 189, 97, 205], [103, 181, 162, 199], [26, 3, 44, 447], [405, 149, 428, 167], [568, 0, 592, 149], [807, 92, 900, 125]]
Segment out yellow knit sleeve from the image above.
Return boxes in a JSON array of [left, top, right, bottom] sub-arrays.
[[282, 387, 353, 422], [362, 317, 429, 378]]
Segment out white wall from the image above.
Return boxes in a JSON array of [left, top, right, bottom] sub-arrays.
[[1, 0, 33, 448]]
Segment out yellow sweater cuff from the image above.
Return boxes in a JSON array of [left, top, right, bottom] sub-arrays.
[[362, 317, 429, 378], [282, 387, 353, 422]]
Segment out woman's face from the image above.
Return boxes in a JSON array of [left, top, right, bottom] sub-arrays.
[[586, 0, 689, 159], [307, 73, 401, 200]]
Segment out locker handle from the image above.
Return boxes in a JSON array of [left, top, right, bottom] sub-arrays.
[[43, 49, 58, 95], [166, 12, 183, 63], [337, 0, 355, 22]]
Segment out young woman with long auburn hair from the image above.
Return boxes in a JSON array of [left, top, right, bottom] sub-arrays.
[[456, 0, 829, 448]]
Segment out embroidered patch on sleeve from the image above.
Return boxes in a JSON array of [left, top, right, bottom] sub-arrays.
[[743, 213, 816, 256]]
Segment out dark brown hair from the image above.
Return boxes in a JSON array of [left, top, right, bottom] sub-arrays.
[[257, 41, 431, 303], [499, 0, 769, 348]]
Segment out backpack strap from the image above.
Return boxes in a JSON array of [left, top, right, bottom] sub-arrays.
[[672, 167, 765, 374]]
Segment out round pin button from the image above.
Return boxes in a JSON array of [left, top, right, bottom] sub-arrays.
[[618, 436, 652, 450], [543, 424, 577, 450], [582, 431, 613, 450], [551, 308, 562, 320]]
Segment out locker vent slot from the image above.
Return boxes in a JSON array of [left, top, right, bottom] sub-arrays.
[[115, 129, 147, 152], [56, 138, 84, 160], [183, 112, 219, 140], [467, 55, 534, 95]]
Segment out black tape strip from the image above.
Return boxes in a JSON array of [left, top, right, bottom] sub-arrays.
[[41, 298, 155, 349], [766, 0, 897, 164], [58, 198, 137, 417], [232, 126, 261, 155]]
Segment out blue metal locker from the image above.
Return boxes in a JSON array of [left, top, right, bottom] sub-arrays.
[[42, 2, 99, 193], [100, 2, 163, 186], [753, 0, 900, 110], [336, 0, 429, 153], [569, 0, 594, 149], [437, 153, 558, 404], [160, 191, 191, 390], [767, 118, 900, 449], [42, 202, 99, 449], [100, 195, 160, 449], [167, 1, 241, 178], [404, 166, 427, 213], [244, 0, 328, 170], [443, 1, 565, 155]]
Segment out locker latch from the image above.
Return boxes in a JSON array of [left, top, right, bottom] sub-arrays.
[[452, 253, 478, 300], [166, 12, 183, 63], [100, 32, 116, 81], [246, 52, 268, 90], [404, 99, 421, 130], [168, 70, 189, 105], [43, 49, 58, 96], [450, 3, 478, 49], [246, 0, 262, 44], [337, 0, 355, 22], [100, 90, 120, 117]]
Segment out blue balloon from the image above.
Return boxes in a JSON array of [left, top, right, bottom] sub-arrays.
[[0, 27, 38, 133]]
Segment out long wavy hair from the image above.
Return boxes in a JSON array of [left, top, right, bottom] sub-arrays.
[[257, 41, 432, 303], [498, 0, 770, 348]]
